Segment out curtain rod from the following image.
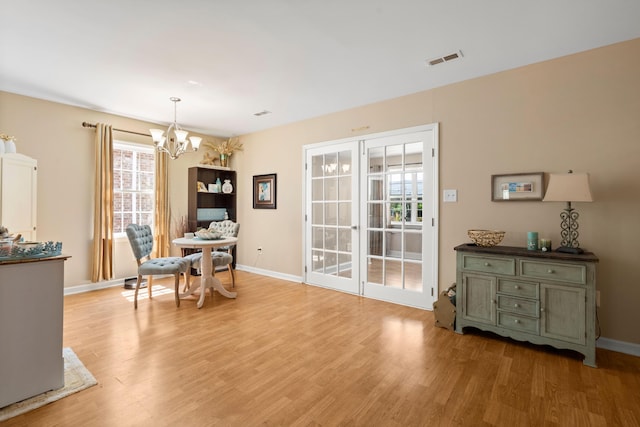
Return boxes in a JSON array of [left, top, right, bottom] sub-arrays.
[[82, 122, 151, 137]]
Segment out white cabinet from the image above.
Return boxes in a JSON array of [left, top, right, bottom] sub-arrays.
[[455, 244, 598, 367], [0, 153, 37, 240]]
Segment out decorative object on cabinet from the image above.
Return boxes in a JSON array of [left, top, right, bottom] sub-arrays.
[[188, 166, 236, 231], [0, 133, 17, 154], [454, 243, 599, 367], [253, 173, 277, 209], [197, 181, 208, 192], [149, 97, 202, 160], [491, 172, 544, 201], [201, 136, 243, 168], [543, 170, 593, 254], [222, 179, 233, 194], [467, 229, 505, 247]]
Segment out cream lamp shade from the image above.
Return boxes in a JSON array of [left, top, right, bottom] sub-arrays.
[[543, 172, 593, 202]]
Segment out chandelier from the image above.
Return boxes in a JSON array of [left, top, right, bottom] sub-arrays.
[[149, 97, 202, 160]]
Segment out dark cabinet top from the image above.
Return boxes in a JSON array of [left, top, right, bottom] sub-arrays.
[[454, 243, 598, 263]]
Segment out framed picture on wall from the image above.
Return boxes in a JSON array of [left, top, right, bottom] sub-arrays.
[[253, 173, 277, 209], [491, 172, 545, 201]]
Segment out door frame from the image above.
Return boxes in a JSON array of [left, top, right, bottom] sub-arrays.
[[302, 123, 439, 309]]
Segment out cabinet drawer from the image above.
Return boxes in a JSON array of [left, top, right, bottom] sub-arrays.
[[498, 312, 540, 335], [462, 255, 515, 275], [520, 260, 586, 284], [497, 279, 539, 299], [497, 295, 539, 317]]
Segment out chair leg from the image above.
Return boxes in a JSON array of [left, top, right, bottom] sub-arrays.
[[147, 276, 153, 299], [134, 274, 143, 309], [174, 273, 181, 308], [228, 264, 235, 288]]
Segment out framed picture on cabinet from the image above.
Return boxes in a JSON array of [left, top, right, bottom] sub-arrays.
[[491, 172, 545, 201], [253, 173, 277, 209]]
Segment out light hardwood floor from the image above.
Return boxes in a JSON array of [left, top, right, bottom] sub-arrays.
[[5, 271, 640, 426]]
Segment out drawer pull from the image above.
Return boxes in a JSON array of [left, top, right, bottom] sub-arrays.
[[514, 319, 520, 324], [547, 269, 554, 274], [540, 308, 545, 313], [514, 285, 520, 290], [484, 262, 490, 267], [514, 303, 519, 308]]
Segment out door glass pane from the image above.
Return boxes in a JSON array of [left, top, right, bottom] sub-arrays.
[[384, 259, 403, 288], [338, 202, 351, 226], [312, 203, 323, 224], [325, 228, 337, 251], [312, 179, 323, 201], [338, 176, 351, 200], [367, 257, 383, 285], [338, 254, 352, 278], [368, 230, 383, 256], [338, 228, 351, 252], [325, 203, 337, 225], [385, 145, 402, 171], [339, 150, 352, 175], [368, 203, 384, 228], [312, 250, 324, 272], [325, 177, 338, 200], [312, 155, 324, 177], [312, 227, 324, 249], [368, 147, 384, 172], [405, 231, 422, 260], [405, 261, 422, 291], [324, 153, 338, 176], [325, 252, 337, 276], [368, 177, 384, 201]]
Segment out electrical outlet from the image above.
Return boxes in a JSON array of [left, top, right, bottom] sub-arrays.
[[443, 189, 458, 203], [257, 247, 263, 254]]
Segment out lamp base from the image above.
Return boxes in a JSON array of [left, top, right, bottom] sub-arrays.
[[556, 246, 584, 254]]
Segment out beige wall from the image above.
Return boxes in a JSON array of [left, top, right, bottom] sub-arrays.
[[1, 38, 638, 345]]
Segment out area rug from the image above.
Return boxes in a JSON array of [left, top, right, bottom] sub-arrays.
[[0, 347, 98, 422]]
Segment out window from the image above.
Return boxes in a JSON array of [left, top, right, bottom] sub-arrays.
[[113, 141, 155, 235], [389, 169, 423, 224]]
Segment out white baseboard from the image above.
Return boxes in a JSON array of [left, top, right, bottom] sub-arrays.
[[597, 337, 640, 357], [64, 278, 125, 295], [235, 264, 302, 284]]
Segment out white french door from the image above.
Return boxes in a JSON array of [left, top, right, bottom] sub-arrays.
[[304, 141, 360, 294], [303, 124, 438, 309]]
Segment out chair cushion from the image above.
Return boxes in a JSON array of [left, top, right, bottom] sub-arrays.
[[139, 257, 190, 275], [184, 251, 233, 270]]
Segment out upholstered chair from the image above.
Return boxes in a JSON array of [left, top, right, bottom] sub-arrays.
[[184, 220, 239, 289], [125, 224, 190, 309]]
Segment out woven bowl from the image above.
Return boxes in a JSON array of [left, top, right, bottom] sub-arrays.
[[468, 229, 505, 247], [195, 229, 222, 240]]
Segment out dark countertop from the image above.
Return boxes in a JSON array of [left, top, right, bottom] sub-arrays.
[[454, 244, 598, 263]]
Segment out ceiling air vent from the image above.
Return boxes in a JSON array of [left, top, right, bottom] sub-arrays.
[[253, 110, 271, 117], [426, 50, 463, 67]]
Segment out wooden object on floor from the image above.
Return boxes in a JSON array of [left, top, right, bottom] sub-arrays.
[[433, 290, 456, 331], [5, 270, 640, 426]]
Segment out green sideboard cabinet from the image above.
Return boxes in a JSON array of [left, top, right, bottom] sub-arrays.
[[454, 244, 599, 367]]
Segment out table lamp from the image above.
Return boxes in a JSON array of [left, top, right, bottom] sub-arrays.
[[543, 170, 593, 254]]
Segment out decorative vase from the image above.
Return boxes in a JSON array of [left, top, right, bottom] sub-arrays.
[[219, 153, 229, 167], [4, 139, 16, 154], [222, 179, 233, 194]]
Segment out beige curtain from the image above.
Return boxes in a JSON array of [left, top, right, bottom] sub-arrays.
[[91, 123, 114, 282], [153, 151, 170, 258]]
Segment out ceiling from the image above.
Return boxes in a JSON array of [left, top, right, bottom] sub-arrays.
[[2, 1, 639, 137]]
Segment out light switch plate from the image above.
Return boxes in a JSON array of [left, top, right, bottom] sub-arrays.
[[443, 189, 457, 202]]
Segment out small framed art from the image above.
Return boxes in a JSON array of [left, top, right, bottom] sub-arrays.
[[253, 173, 277, 209], [491, 172, 545, 201]]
